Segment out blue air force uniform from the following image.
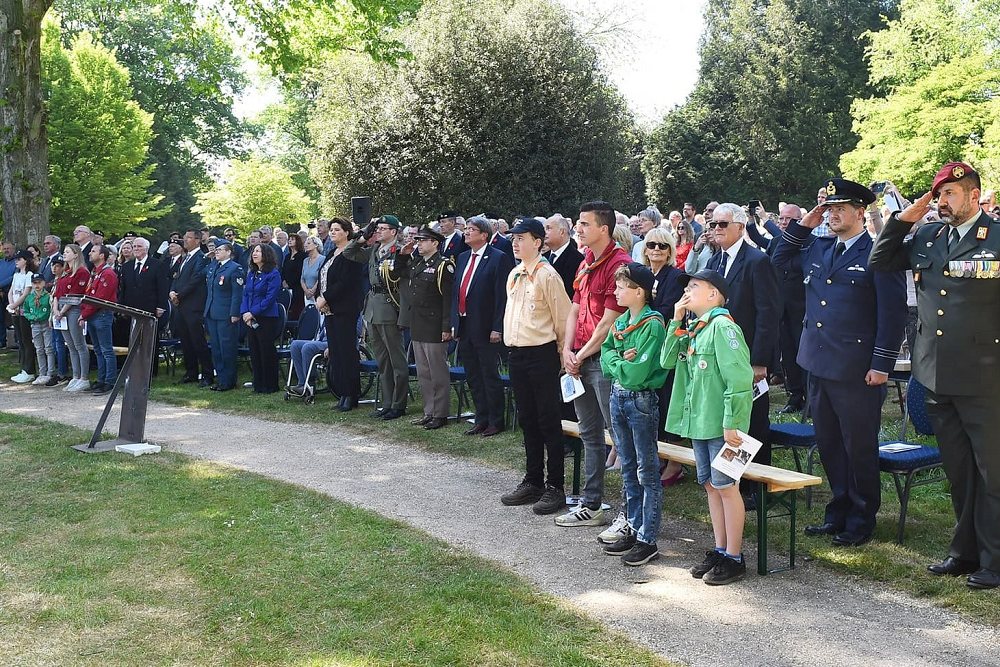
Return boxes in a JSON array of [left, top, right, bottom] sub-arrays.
[[204, 255, 245, 390], [772, 179, 907, 543]]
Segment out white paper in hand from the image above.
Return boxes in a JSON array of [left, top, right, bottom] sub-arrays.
[[752, 378, 769, 401], [560, 373, 585, 403], [710, 430, 763, 481]]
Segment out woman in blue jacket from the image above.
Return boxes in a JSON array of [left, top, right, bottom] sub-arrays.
[[241, 243, 283, 393]]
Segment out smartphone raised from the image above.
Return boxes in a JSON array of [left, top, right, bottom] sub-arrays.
[[870, 181, 888, 195], [748, 200, 763, 218]]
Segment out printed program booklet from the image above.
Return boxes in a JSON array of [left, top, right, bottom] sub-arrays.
[[710, 430, 763, 481], [560, 373, 585, 403]]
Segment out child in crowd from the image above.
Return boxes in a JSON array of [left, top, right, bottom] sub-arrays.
[[660, 269, 753, 585], [23, 273, 56, 386], [48, 256, 70, 384], [600, 263, 667, 566]]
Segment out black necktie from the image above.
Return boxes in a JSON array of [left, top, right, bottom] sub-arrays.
[[835, 242, 846, 257], [949, 228, 960, 250], [718, 252, 729, 277]]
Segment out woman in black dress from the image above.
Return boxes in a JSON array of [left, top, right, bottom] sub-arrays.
[[282, 233, 306, 321], [314, 217, 365, 411]]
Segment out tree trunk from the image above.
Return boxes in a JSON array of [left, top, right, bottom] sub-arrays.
[[1, 0, 52, 248]]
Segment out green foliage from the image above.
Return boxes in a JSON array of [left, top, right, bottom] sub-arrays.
[[842, 0, 1000, 193], [55, 0, 251, 231], [309, 0, 640, 222], [192, 157, 312, 234], [253, 93, 322, 218], [42, 20, 166, 239], [643, 0, 892, 210]]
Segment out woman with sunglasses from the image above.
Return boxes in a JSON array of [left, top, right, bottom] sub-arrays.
[[642, 227, 688, 486], [282, 233, 306, 320], [674, 219, 695, 268]]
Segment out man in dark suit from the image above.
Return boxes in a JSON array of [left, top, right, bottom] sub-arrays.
[[871, 162, 1000, 589], [452, 215, 515, 437], [774, 179, 906, 547], [706, 203, 781, 502], [487, 217, 514, 257], [120, 237, 169, 319], [169, 228, 214, 387], [437, 212, 468, 260], [544, 214, 584, 297]]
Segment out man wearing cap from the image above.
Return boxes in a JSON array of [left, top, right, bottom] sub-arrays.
[[774, 179, 907, 547], [871, 161, 1000, 589], [705, 203, 781, 506], [500, 218, 572, 514], [437, 213, 466, 261], [393, 225, 455, 430], [203, 239, 245, 391], [345, 214, 409, 419]]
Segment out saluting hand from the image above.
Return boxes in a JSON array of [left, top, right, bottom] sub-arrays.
[[799, 204, 828, 229], [898, 191, 934, 224]]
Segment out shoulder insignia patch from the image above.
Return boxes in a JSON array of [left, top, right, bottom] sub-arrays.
[[236, 277, 244, 286], [729, 339, 740, 349], [447, 264, 454, 273]]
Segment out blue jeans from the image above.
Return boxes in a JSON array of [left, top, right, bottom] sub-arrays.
[[88, 310, 117, 386], [52, 327, 68, 377], [610, 385, 662, 544], [291, 339, 327, 385], [573, 356, 613, 506], [692, 437, 737, 489]]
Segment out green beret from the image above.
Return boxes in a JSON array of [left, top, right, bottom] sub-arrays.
[[379, 215, 401, 229]]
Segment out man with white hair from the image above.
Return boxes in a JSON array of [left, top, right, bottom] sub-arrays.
[[120, 237, 169, 320], [73, 226, 96, 269], [543, 214, 584, 297], [631, 208, 663, 262]]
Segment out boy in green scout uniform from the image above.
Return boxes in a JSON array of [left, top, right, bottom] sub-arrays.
[[660, 269, 754, 586], [599, 263, 667, 566]]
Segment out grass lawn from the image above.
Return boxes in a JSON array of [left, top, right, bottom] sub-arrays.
[[2, 347, 997, 627], [0, 412, 676, 667]]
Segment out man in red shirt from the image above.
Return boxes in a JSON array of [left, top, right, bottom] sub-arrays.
[[557, 200, 632, 529], [80, 245, 119, 394]]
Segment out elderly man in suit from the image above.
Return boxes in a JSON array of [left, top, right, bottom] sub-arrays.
[[452, 215, 514, 437], [706, 203, 781, 505], [438, 211, 468, 260], [871, 162, 1000, 590], [544, 214, 584, 298], [169, 228, 214, 387], [773, 179, 906, 547]]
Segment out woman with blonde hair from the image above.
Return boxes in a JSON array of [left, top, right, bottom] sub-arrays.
[[53, 244, 92, 391]]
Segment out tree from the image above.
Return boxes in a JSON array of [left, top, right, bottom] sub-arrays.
[[308, 0, 639, 222], [192, 157, 312, 234], [42, 22, 165, 238]]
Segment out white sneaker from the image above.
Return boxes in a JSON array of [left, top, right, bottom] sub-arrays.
[[68, 379, 89, 392], [32, 375, 51, 385], [597, 511, 633, 544], [555, 503, 607, 527], [10, 371, 32, 383]]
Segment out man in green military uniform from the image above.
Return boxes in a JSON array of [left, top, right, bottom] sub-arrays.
[[344, 214, 409, 420], [870, 161, 1000, 590], [394, 225, 455, 430]]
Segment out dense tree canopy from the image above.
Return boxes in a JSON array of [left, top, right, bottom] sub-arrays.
[[308, 0, 641, 223]]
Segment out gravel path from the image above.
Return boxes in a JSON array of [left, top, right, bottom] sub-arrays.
[[3, 384, 998, 667]]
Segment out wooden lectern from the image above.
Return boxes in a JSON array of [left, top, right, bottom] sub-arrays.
[[72, 296, 158, 453]]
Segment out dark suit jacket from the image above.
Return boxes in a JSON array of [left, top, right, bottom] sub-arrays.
[[319, 251, 365, 316], [650, 264, 686, 321], [489, 234, 513, 258], [451, 245, 514, 340], [442, 232, 468, 260], [171, 251, 209, 314], [747, 220, 805, 320], [546, 239, 584, 298], [120, 256, 169, 315], [706, 242, 781, 368]]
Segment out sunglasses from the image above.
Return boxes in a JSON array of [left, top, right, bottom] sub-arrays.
[[224, 233, 234, 238], [708, 221, 731, 229], [646, 242, 672, 251]]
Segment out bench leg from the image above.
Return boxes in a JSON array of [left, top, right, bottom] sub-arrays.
[[757, 481, 768, 576], [788, 490, 797, 570]]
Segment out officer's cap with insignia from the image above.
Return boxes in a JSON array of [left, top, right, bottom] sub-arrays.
[[414, 225, 445, 244], [822, 178, 876, 207], [437, 210, 460, 221], [378, 215, 401, 229], [932, 161, 979, 197], [213, 239, 232, 249]]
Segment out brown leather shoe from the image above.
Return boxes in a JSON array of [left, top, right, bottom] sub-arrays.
[[480, 425, 504, 437], [464, 424, 487, 436], [424, 418, 449, 430], [411, 415, 433, 426]]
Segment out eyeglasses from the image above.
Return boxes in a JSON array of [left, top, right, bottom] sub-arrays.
[[224, 233, 234, 238], [708, 221, 731, 229], [646, 242, 672, 251], [376, 225, 394, 232]]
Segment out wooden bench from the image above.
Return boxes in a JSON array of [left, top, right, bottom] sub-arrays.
[[562, 420, 822, 575]]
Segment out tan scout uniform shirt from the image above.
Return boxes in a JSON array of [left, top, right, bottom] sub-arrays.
[[503, 255, 571, 350]]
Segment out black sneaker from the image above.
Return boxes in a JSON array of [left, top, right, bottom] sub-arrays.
[[531, 485, 566, 515], [690, 550, 725, 579], [45, 377, 59, 387], [703, 555, 746, 585], [603, 534, 637, 556], [621, 540, 659, 566], [500, 481, 544, 506]]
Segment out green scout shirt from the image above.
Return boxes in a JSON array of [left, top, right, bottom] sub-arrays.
[[660, 307, 753, 440], [22, 290, 52, 324], [600, 304, 667, 391]]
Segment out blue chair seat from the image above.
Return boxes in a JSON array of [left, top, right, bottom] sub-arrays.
[[769, 422, 816, 447], [879, 445, 942, 471]]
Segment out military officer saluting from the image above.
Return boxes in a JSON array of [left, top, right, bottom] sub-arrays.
[[871, 162, 1000, 589], [773, 178, 907, 547], [393, 224, 455, 430], [203, 239, 245, 392], [344, 214, 409, 420]]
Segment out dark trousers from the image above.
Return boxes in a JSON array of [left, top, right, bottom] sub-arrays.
[[740, 393, 771, 497], [509, 342, 564, 489], [779, 309, 806, 400], [656, 369, 680, 442], [176, 307, 213, 379], [326, 312, 361, 400], [926, 391, 1000, 571], [458, 330, 505, 428], [809, 375, 886, 536], [14, 315, 35, 373], [247, 315, 280, 392]]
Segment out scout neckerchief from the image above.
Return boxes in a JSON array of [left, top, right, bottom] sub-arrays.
[[510, 254, 550, 286], [572, 242, 620, 292], [612, 309, 663, 341], [680, 307, 734, 355]]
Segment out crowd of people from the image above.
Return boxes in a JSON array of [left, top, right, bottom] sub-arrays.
[[2, 159, 998, 590]]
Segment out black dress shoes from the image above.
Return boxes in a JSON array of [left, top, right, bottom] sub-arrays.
[[464, 424, 487, 436], [178, 375, 198, 384], [370, 408, 386, 419], [804, 522, 841, 537], [927, 556, 980, 576], [411, 415, 433, 426], [778, 399, 804, 414], [198, 379, 213, 388], [381, 408, 404, 420], [424, 417, 448, 430], [832, 531, 873, 547], [967, 568, 1000, 590], [480, 425, 504, 437]]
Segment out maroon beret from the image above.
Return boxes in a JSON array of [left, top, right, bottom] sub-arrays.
[[932, 162, 977, 197]]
